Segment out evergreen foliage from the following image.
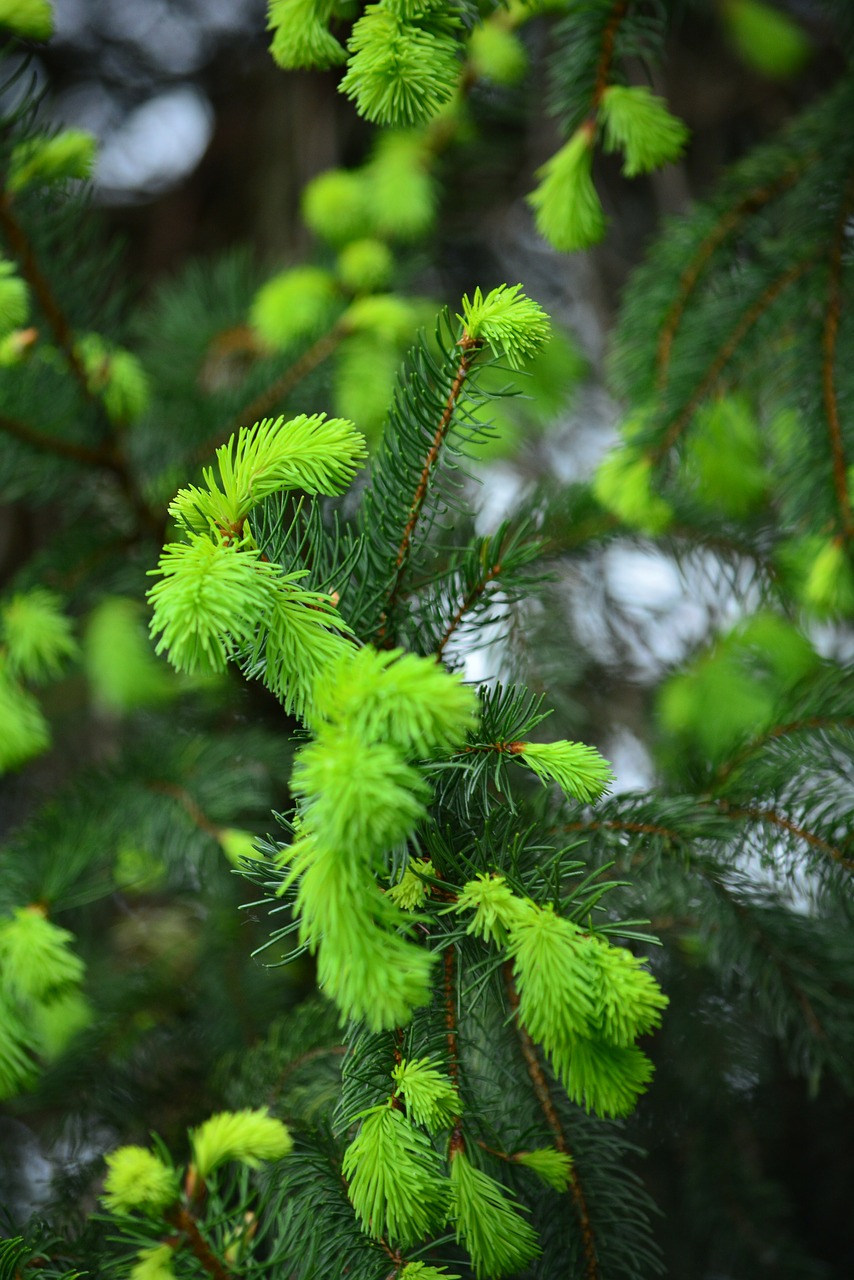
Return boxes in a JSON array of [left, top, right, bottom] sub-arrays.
[[2, 1, 854, 1279]]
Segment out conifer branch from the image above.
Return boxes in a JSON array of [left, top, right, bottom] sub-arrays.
[[504, 967, 601, 1280], [164, 1206, 231, 1280], [148, 779, 221, 839], [378, 333, 481, 640], [655, 165, 804, 386], [712, 715, 854, 787], [821, 172, 854, 541], [0, 410, 113, 467], [715, 800, 854, 872], [591, 1, 629, 110], [435, 558, 503, 661], [195, 322, 346, 465], [444, 945, 460, 1088], [654, 257, 814, 460], [0, 194, 92, 398]]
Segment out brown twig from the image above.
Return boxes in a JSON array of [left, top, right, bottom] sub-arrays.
[[715, 799, 854, 872], [148, 779, 221, 839], [591, 1, 629, 110], [0, 410, 113, 467], [821, 170, 854, 541], [504, 967, 600, 1280], [712, 715, 854, 787], [0, 193, 92, 397], [194, 323, 347, 465], [377, 333, 481, 644], [435, 559, 503, 661], [164, 1207, 231, 1280]]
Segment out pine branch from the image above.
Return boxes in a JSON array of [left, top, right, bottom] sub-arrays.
[[714, 799, 854, 872], [591, 0, 629, 110], [0, 409, 113, 468], [504, 967, 601, 1280], [0, 193, 92, 398], [655, 164, 805, 386], [712, 715, 854, 787], [164, 1206, 231, 1280], [654, 256, 814, 460]]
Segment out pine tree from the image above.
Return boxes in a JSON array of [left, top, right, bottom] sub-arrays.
[[2, 2, 854, 1278]]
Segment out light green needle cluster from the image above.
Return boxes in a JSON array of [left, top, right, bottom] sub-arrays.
[[191, 1108, 292, 1177], [8, 129, 96, 193], [401, 1265, 460, 1280], [593, 444, 674, 534], [284, 649, 477, 1027], [600, 85, 689, 178], [75, 333, 150, 425], [101, 1146, 179, 1214], [468, 22, 528, 86], [0, 257, 29, 336], [0, 907, 85, 1002], [391, 1057, 461, 1130], [130, 1244, 177, 1280], [514, 1147, 573, 1191], [250, 267, 338, 349], [449, 1149, 540, 1279], [0, 665, 49, 772], [801, 538, 854, 617], [150, 412, 365, 717], [514, 739, 615, 803], [453, 873, 532, 946], [2, 589, 78, 682], [387, 858, 434, 910], [84, 597, 175, 713], [342, 1106, 449, 1245], [341, 5, 461, 126], [337, 238, 395, 294], [459, 284, 551, 370], [311, 646, 477, 755], [0, 994, 39, 1098], [527, 126, 606, 253], [0, 0, 53, 39], [267, 0, 345, 69], [506, 906, 667, 1116]]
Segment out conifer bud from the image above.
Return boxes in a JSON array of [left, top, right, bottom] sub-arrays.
[[0, 0, 53, 39], [527, 124, 606, 253], [101, 1146, 179, 1213], [191, 1107, 292, 1177]]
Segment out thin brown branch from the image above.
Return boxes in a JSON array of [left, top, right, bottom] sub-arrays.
[[377, 334, 481, 643], [653, 257, 813, 461], [715, 799, 854, 872], [164, 1207, 231, 1280], [444, 944, 460, 1087], [148, 779, 221, 839], [0, 194, 92, 396], [656, 165, 804, 386], [504, 967, 600, 1280], [0, 410, 113, 467], [592, 0, 629, 109], [713, 715, 854, 787], [821, 170, 854, 541], [193, 322, 346, 465], [435, 560, 503, 661]]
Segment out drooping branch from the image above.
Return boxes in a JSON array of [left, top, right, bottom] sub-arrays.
[[712, 715, 854, 787], [591, 0, 629, 110], [655, 164, 805, 386], [504, 966, 601, 1280], [654, 257, 813, 460], [0, 194, 92, 398], [715, 799, 854, 872]]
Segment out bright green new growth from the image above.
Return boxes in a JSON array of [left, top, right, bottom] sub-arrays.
[[387, 858, 433, 910], [0, 992, 38, 1098], [191, 1107, 293, 1177], [449, 1149, 540, 1280], [459, 284, 551, 370], [302, 169, 373, 245], [588, 938, 669, 1046], [130, 1244, 177, 1280], [342, 1105, 449, 1245], [250, 266, 337, 348], [337, 238, 395, 293], [400, 1265, 460, 1280], [2, 589, 77, 682], [170, 414, 367, 531], [340, 5, 461, 126], [29, 989, 92, 1061], [507, 908, 597, 1045], [0, 663, 50, 772], [84, 597, 175, 712], [453, 873, 533, 946], [515, 1147, 573, 1192], [801, 538, 854, 617], [310, 645, 478, 755], [75, 334, 150, 424], [0, 0, 53, 39], [681, 394, 767, 517], [8, 129, 96, 193], [267, 0, 345, 69], [599, 85, 689, 178], [516, 739, 615, 803], [101, 1146, 179, 1214], [0, 907, 85, 1002], [366, 131, 436, 240], [551, 1035, 654, 1118], [527, 126, 606, 253], [593, 444, 674, 534], [391, 1057, 461, 1131], [0, 257, 29, 336], [467, 22, 528, 86], [723, 0, 811, 79]]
